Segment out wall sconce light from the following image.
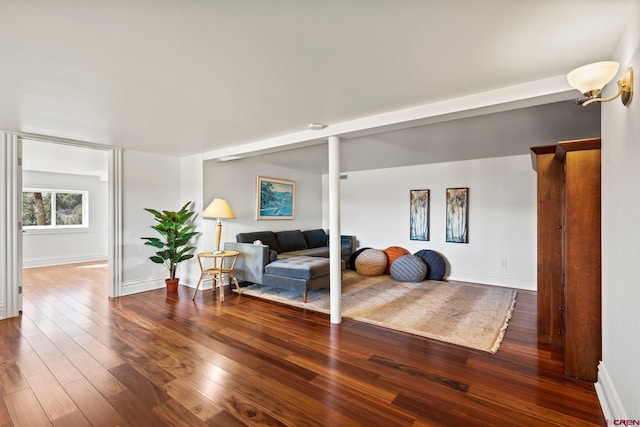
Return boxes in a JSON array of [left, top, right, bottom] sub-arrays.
[[567, 61, 633, 107]]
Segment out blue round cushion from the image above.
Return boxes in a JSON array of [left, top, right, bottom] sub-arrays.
[[348, 247, 371, 270], [390, 255, 428, 282], [414, 249, 446, 281]]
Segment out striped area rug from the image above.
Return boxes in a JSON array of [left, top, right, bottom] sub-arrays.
[[238, 270, 517, 353]]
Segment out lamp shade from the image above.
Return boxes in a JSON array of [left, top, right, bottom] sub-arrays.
[[203, 198, 236, 219], [567, 61, 619, 96]]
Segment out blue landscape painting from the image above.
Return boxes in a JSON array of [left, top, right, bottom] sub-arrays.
[[259, 178, 294, 218]]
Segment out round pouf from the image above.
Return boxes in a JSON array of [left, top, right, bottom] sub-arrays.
[[355, 248, 387, 276], [348, 247, 371, 270], [390, 255, 428, 282], [414, 249, 446, 281], [383, 246, 410, 274]]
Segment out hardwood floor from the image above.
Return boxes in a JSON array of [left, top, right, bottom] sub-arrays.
[[2, 261, 603, 426]]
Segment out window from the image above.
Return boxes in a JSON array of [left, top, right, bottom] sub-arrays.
[[23, 189, 89, 229]]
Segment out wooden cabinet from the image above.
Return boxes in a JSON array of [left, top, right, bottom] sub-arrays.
[[531, 138, 601, 381], [530, 145, 564, 346]]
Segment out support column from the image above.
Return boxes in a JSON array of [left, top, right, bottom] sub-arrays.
[[328, 136, 342, 324]]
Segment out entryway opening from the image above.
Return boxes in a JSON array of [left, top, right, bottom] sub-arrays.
[[21, 139, 110, 304]]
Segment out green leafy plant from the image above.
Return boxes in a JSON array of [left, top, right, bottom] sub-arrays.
[[141, 201, 199, 281]]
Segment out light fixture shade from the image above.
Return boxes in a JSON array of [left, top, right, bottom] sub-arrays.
[[567, 61, 620, 96], [203, 198, 236, 219]]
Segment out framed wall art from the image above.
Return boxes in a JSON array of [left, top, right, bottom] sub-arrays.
[[410, 189, 430, 241], [256, 176, 295, 219], [446, 187, 469, 243]]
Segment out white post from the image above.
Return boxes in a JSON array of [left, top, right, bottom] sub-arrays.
[[328, 136, 342, 324]]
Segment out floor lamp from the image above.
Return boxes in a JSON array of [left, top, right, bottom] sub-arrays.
[[203, 198, 236, 254]]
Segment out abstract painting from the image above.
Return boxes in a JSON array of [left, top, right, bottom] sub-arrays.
[[256, 176, 295, 219], [410, 189, 430, 241], [446, 188, 469, 243]]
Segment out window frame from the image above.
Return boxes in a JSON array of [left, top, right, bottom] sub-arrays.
[[22, 188, 90, 232]]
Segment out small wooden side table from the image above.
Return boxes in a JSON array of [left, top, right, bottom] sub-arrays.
[[192, 250, 241, 302]]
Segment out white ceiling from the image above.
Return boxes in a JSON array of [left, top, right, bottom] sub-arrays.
[[249, 100, 601, 173], [21, 139, 109, 180], [0, 1, 634, 169]]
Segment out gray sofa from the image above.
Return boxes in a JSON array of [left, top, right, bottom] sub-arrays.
[[223, 229, 354, 301], [235, 229, 353, 258]]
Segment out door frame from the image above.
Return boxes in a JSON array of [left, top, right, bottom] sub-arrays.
[[2, 131, 123, 319]]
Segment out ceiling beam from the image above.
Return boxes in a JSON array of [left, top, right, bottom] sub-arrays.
[[203, 74, 576, 161]]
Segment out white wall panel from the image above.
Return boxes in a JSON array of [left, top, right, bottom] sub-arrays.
[[180, 153, 206, 288], [599, 0, 640, 418], [325, 155, 536, 290], [203, 158, 323, 248], [121, 150, 181, 294]]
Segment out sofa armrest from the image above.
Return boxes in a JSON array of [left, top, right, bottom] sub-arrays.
[[223, 242, 269, 284], [340, 235, 355, 255], [326, 235, 355, 257]]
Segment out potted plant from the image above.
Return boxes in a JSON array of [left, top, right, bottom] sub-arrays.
[[141, 201, 200, 292]]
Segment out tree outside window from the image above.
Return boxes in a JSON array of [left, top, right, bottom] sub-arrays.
[[23, 189, 88, 229]]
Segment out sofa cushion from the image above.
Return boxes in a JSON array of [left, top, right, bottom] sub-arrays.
[[265, 256, 330, 280], [275, 230, 308, 253], [281, 247, 330, 258], [236, 231, 278, 252], [303, 229, 328, 249]]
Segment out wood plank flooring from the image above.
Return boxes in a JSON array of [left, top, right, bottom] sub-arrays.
[[1, 261, 603, 426]]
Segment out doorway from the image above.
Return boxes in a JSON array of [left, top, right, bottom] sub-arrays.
[[21, 139, 110, 278], [0, 132, 123, 319]]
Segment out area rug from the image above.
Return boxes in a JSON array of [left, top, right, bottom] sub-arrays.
[[237, 270, 517, 353]]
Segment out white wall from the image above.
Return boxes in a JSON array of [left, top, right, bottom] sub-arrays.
[[599, 0, 640, 418], [180, 153, 206, 288], [121, 150, 182, 295], [22, 171, 108, 268], [202, 157, 323, 247], [325, 155, 537, 290]]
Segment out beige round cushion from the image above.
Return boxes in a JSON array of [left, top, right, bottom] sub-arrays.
[[355, 248, 388, 276]]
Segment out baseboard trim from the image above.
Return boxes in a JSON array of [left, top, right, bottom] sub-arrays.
[[23, 254, 108, 269], [595, 361, 628, 420], [447, 269, 536, 290], [121, 277, 165, 296], [178, 273, 212, 291], [121, 275, 213, 296]]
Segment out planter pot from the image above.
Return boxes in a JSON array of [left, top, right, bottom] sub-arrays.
[[165, 278, 179, 293]]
